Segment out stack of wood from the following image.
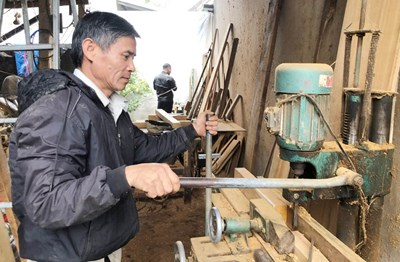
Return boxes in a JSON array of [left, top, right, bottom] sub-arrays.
[[134, 109, 246, 178], [136, 22, 246, 178], [210, 121, 245, 177], [184, 23, 246, 178], [186, 24, 241, 121]]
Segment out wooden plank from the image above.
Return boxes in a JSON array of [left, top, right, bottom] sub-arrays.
[[191, 235, 262, 262], [0, 143, 11, 200], [216, 37, 240, 118], [155, 109, 181, 129], [253, 233, 290, 262], [187, 28, 217, 118], [212, 139, 240, 174], [225, 135, 244, 177], [172, 115, 188, 121], [217, 120, 246, 132], [224, 94, 242, 120], [177, 120, 192, 127], [0, 214, 15, 262], [132, 120, 147, 129], [293, 231, 328, 262], [251, 199, 294, 254], [0, 143, 20, 259], [234, 167, 289, 222], [211, 133, 226, 152], [297, 206, 365, 262], [190, 236, 235, 262], [220, 188, 250, 217], [199, 24, 234, 113], [211, 193, 238, 218], [244, 0, 280, 172], [266, 146, 290, 179], [148, 114, 161, 121]]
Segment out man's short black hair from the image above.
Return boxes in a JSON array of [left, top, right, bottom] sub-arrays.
[[162, 63, 171, 69], [71, 11, 140, 68]]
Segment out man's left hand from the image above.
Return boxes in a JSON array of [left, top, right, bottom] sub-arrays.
[[193, 111, 218, 137]]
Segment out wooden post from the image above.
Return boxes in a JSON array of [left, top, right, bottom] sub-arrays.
[[244, 0, 281, 172]]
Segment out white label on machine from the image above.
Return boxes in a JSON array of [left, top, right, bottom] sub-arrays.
[[319, 75, 333, 88]]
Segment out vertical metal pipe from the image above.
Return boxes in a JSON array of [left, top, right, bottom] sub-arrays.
[[342, 90, 363, 145], [353, 0, 367, 88], [69, 0, 79, 27], [358, 32, 380, 142], [0, 0, 5, 36], [359, 196, 384, 261], [389, 96, 396, 143], [389, 70, 400, 143], [353, 34, 364, 88], [359, 0, 367, 29], [336, 198, 359, 249], [21, 0, 35, 74], [369, 93, 394, 144], [343, 34, 353, 87], [52, 0, 60, 69], [205, 119, 212, 235]]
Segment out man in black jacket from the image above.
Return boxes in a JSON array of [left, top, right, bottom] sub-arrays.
[[9, 12, 218, 262], [153, 63, 177, 113]]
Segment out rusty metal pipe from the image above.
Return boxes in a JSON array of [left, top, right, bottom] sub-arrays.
[[180, 168, 363, 189]]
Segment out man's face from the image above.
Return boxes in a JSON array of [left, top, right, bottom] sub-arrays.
[[91, 36, 136, 96]]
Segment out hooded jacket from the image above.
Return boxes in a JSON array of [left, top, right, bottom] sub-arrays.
[[9, 69, 197, 261]]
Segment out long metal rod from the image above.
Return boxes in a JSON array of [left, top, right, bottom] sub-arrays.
[[181, 168, 363, 189], [21, 0, 35, 74], [0, 0, 5, 36], [343, 34, 352, 87], [353, 34, 364, 88], [353, 0, 368, 88], [52, 0, 60, 69], [358, 31, 380, 142], [204, 119, 212, 236], [69, 0, 79, 27], [0, 43, 71, 51]]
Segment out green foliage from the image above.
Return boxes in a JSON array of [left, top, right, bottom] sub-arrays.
[[119, 72, 152, 113]]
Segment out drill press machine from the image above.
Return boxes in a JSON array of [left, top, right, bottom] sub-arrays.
[[264, 63, 394, 260]]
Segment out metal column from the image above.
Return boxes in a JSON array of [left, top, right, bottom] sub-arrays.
[[0, 0, 5, 36], [21, 0, 35, 73]]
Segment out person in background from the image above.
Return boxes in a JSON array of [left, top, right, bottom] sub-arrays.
[[153, 63, 177, 113], [9, 11, 218, 262]]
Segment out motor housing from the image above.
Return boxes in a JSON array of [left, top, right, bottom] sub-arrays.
[[265, 63, 333, 151]]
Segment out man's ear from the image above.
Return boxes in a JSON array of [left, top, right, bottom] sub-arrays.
[[81, 38, 98, 62]]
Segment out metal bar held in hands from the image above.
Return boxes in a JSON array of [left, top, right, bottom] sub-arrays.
[[204, 114, 213, 236], [181, 168, 363, 189]]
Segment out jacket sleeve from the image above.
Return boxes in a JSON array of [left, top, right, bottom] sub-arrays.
[[10, 100, 131, 229], [171, 78, 177, 91], [131, 124, 198, 164]]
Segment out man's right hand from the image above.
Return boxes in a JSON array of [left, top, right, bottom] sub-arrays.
[[124, 163, 180, 198]]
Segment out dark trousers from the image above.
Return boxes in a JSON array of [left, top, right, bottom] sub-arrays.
[[157, 100, 173, 113]]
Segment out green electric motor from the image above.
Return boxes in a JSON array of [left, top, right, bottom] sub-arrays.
[[265, 63, 333, 151]]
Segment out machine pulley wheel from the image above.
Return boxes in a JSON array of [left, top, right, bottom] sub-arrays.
[[174, 240, 186, 262], [209, 206, 224, 243]]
